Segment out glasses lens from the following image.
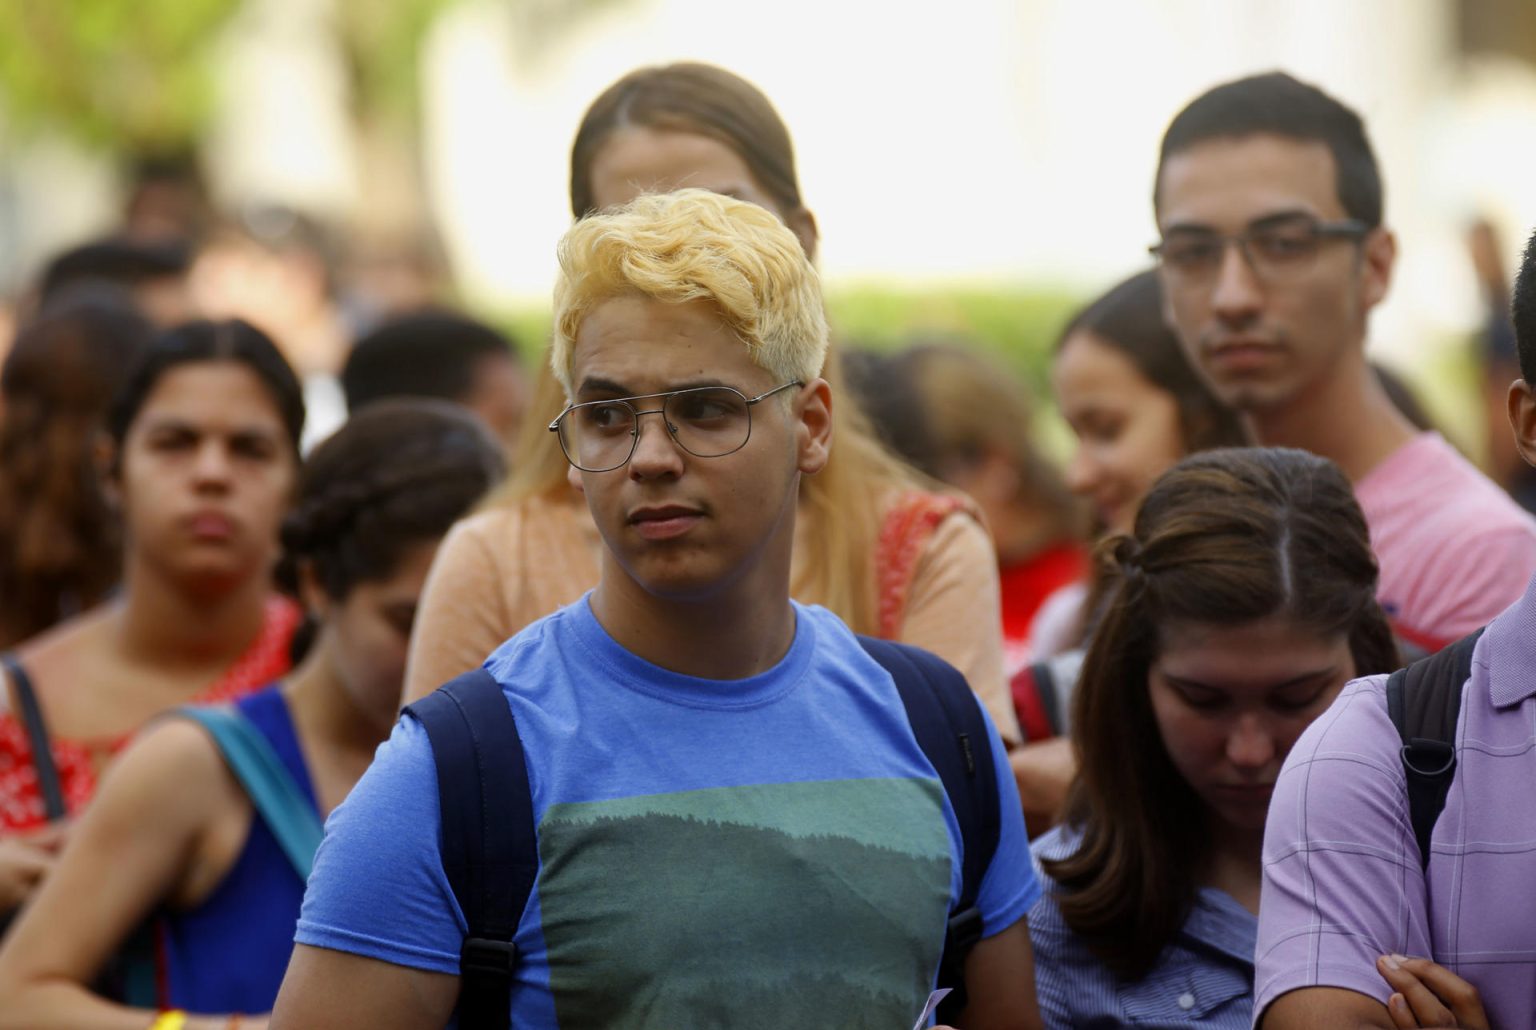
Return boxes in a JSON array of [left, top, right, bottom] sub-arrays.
[[1246, 220, 1322, 274], [665, 387, 751, 457], [1157, 234, 1224, 280], [561, 400, 636, 471]]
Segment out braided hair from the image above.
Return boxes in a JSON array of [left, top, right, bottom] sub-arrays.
[[276, 399, 506, 659]]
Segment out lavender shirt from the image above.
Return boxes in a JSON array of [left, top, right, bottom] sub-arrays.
[[1255, 576, 1536, 1027]]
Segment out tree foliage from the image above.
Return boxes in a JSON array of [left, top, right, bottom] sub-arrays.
[[0, 0, 242, 151]]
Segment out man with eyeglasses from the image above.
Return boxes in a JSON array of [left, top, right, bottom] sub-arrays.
[[270, 189, 1042, 1029], [1151, 71, 1536, 655]]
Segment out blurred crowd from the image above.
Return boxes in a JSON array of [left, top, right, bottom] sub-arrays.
[[1, 58, 1535, 1030]]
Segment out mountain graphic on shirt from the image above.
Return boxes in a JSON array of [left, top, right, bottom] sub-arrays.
[[534, 776, 952, 1029]]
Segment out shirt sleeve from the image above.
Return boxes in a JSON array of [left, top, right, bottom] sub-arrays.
[[1253, 676, 1433, 1019], [1411, 524, 1536, 641], [294, 717, 467, 973], [975, 704, 1040, 937], [403, 514, 517, 705], [903, 512, 1022, 746]]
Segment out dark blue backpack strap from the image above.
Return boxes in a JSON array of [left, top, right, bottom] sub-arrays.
[[857, 635, 999, 1024], [2, 652, 66, 821], [1385, 628, 1483, 871], [402, 668, 534, 1030]]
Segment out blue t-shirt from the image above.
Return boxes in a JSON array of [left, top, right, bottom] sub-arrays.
[[296, 597, 1037, 1028]]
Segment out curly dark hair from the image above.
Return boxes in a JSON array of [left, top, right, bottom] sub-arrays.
[[274, 400, 505, 661]]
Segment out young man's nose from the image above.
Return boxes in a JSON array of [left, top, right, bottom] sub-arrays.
[[1210, 242, 1265, 324], [627, 410, 686, 478]]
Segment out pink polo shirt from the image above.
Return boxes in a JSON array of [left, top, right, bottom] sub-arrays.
[[1354, 432, 1536, 651]]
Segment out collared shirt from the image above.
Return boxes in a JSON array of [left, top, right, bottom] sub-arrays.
[[1029, 826, 1256, 1028], [1256, 574, 1536, 1028]]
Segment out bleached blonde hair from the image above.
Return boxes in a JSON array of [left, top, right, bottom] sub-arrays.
[[549, 188, 829, 395]]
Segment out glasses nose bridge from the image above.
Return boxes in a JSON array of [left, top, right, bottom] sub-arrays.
[[625, 402, 683, 465]]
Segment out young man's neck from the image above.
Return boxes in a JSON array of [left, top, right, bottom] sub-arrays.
[[590, 562, 798, 682], [1244, 352, 1418, 483]]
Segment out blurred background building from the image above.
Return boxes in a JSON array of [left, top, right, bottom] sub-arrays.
[[2, 0, 1534, 446]]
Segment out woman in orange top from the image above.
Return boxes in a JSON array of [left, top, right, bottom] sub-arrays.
[[403, 62, 1017, 743], [0, 320, 303, 915]]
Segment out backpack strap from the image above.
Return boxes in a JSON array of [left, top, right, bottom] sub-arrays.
[[2, 652, 67, 821], [402, 668, 534, 1030], [177, 705, 324, 880], [1384, 628, 1484, 871], [857, 635, 1000, 1026]]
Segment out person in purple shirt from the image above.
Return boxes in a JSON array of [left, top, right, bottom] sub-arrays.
[[1254, 227, 1536, 1027]]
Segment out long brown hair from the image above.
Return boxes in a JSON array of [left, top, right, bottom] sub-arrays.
[[488, 62, 924, 635], [1042, 447, 1398, 979], [569, 62, 803, 221], [0, 293, 154, 646]]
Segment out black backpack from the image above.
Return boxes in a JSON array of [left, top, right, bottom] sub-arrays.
[[1384, 628, 1484, 871], [402, 635, 1002, 1030]]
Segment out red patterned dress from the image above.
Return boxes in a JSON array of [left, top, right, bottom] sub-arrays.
[[0, 597, 300, 832]]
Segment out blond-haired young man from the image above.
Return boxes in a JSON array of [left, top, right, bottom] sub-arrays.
[[272, 191, 1040, 1029]]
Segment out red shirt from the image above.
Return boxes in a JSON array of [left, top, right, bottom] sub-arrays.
[[0, 597, 300, 832], [998, 542, 1088, 650]]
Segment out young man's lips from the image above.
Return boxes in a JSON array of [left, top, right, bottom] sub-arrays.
[[1208, 340, 1280, 371], [628, 507, 703, 541]]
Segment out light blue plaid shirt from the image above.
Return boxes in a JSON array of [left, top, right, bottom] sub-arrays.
[[1028, 826, 1256, 1028]]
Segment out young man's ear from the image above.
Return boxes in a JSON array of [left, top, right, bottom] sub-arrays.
[[795, 377, 832, 476], [1506, 378, 1536, 469], [1358, 227, 1398, 311]]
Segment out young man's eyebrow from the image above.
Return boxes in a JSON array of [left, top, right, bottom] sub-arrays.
[[1161, 207, 1320, 235], [575, 376, 733, 398]]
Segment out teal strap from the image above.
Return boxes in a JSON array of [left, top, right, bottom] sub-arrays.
[[178, 706, 324, 880]]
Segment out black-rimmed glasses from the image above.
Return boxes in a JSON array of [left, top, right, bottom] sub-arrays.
[[549, 381, 803, 472], [1150, 214, 1370, 288]]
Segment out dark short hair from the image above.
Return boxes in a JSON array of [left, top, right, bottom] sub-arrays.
[[341, 311, 517, 413], [1156, 71, 1383, 228], [1513, 229, 1536, 385], [108, 319, 305, 459], [38, 237, 191, 304], [1058, 270, 1248, 453]]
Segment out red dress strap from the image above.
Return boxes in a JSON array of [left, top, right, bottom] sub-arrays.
[[875, 490, 971, 640]]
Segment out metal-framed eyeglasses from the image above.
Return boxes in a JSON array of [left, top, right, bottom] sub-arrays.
[[1150, 214, 1370, 289], [548, 381, 804, 473]]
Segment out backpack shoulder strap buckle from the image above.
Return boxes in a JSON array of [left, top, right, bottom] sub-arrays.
[[460, 936, 518, 977]]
